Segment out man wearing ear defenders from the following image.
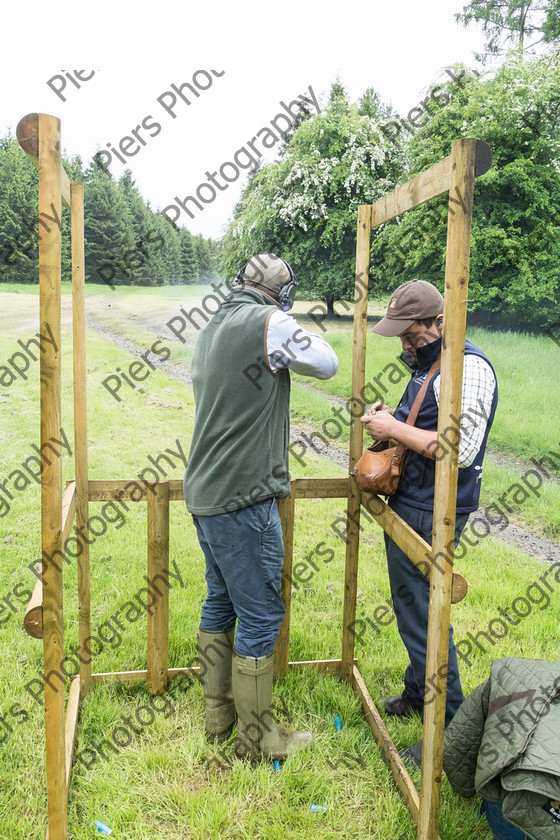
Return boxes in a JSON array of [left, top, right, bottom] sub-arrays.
[[183, 253, 338, 761], [360, 279, 498, 767]]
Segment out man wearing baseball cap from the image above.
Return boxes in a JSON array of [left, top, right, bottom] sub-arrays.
[[184, 253, 339, 762], [361, 279, 498, 766]]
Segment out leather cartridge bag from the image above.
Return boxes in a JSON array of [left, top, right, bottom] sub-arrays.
[[350, 357, 441, 496]]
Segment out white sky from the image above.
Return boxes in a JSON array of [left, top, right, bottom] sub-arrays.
[[0, 0, 486, 239]]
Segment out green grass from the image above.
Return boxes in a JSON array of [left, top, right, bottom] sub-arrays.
[[1, 285, 559, 839], [0, 281, 206, 297], [290, 314, 560, 466]]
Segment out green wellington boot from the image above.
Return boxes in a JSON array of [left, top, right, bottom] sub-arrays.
[[232, 650, 313, 760], [198, 627, 236, 742]]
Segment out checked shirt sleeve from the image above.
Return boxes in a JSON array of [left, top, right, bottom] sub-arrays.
[[433, 355, 496, 468]]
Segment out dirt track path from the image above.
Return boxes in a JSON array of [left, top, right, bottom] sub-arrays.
[[85, 303, 560, 565]]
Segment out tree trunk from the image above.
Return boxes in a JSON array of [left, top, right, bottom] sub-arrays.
[[326, 294, 335, 316]]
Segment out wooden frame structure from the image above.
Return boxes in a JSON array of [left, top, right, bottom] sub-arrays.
[[18, 112, 491, 840]]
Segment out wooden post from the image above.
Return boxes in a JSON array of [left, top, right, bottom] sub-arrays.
[[64, 677, 81, 789], [341, 205, 371, 680], [71, 182, 90, 699], [274, 492, 295, 677], [38, 113, 67, 840], [417, 138, 478, 840], [147, 481, 170, 694]]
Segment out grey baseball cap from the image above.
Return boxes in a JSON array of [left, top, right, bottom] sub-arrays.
[[239, 253, 291, 298], [373, 279, 444, 337]]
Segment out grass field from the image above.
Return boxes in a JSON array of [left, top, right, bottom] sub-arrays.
[[1, 283, 559, 840]]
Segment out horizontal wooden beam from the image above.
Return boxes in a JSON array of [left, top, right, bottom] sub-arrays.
[[23, 482, 77, 639], [16, 113, 71, 208], [360, 492, 468, 604], [87, 479, 184, 502], [91, 668, 153, 684], [291, 477, 349, 498], [364, 138, 491, 228], [89, 658, 354, 686], [88, 477, 350, 502], [285, 657, 356, 676]]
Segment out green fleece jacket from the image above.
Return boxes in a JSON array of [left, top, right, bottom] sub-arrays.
[[183, 286, 291, 516]]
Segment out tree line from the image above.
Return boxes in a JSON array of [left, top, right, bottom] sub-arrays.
[[0, 139, 220, 288], [221, 1, 560, 331]]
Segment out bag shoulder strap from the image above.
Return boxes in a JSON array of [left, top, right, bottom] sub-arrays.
[[405, 355, 441, 427]]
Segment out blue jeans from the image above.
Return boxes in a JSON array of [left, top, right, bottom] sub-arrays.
[[481, 800, 528, 839], [385, 496, 469, 723], [192, 497, 285, 658]]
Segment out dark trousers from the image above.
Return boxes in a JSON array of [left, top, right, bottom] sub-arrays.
[[385, 496, 469, 723]]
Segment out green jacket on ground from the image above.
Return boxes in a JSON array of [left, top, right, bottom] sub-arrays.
[[443, 657, 560, 840]]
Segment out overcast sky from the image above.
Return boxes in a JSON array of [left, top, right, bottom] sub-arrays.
[[1, 0, 486, 239]]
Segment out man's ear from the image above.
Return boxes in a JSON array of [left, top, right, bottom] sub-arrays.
[[436, 313, 443, 333]]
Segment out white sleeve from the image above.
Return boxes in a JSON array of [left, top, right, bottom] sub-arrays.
[[266, 310, 339, 379], [433, 354, 496, 468]]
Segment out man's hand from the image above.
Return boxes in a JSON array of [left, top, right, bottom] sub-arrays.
[[360, 409, 397, 441], [368, 401, 395, 416]]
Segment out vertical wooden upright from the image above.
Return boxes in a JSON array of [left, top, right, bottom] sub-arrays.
[[418, 139, 478, 840], [71, 182, 91, 699], [275, 493, 296, 676], [38, 114, 67, 840], [341, 205, 371, 679], [147, 481, 170, 694]]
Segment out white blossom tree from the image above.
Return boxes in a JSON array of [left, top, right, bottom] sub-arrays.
[[221, 82, 404, 314]]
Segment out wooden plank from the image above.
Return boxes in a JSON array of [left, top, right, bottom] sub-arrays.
[[417, 138, 479, 840], [351, 666, 443, 836], [87, 478, 349, 502], [291, 477, 349, 498], [60, 169, 71, 209], [341, 206, 372, 680], [367, 139, 491, 229], [64, 677, 80, 789], [61, 482, 76, 544], [147, 482, 170, 694], [368, 154, 452, 228], [91, 669, 152, 684], [16, 113, 71, 208], [288, 658, 355, 676], [71, 182, 91, 698], [274, 494, 295, 677], [38, 112, 67, 840], [87, 478, 184, 502], [23, 483, 76, 639], [360, 492, 468, 604], [90, 659, 352, 686], [23, 577, 43, 639], [349, 205, 372, 470]]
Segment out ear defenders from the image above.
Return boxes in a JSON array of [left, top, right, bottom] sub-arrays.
[[234, 257, 299, 312]]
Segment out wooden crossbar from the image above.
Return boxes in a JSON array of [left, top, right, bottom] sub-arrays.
[[86, 476, 349, 502], [360, 492, 468, 604], [87, 659, 353, 685], [364, 138, 491, 227]]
